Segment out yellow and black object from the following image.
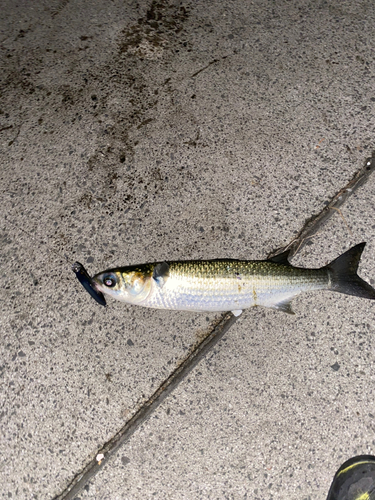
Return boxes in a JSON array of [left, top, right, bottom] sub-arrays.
[[327, 455, 375, 500]]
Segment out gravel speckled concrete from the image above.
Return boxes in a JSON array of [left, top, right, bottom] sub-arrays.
[[1, 0, 375, 499]]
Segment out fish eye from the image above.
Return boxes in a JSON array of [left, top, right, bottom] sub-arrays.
[[103, 275, 117, 288]]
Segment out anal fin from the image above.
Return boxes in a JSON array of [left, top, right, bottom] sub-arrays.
[[231, 309, 243, 317], [271, 299, 295, 315]]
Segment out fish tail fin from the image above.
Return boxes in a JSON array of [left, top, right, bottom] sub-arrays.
[[325, 242, 375, 300]]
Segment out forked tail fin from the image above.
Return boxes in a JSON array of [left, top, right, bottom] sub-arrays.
[[325, 242, 375, 299]]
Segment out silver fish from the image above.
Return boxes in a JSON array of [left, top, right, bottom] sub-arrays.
[[88, 242, 375, 316]]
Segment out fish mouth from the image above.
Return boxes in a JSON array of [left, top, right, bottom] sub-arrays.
[[72, 262, 107, 306]]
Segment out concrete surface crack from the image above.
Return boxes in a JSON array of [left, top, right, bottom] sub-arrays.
[[268, 151, 375, 259], [53, 313, 237, 500], [53, 153, 375, 500]]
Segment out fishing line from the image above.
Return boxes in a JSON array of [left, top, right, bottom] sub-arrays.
[[3, 216, 106, 305]]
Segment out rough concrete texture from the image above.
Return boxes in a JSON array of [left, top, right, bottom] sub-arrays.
[[1, 0, 375, 498]]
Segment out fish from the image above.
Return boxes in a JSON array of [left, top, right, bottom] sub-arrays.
[[82, 242, 375, 316]]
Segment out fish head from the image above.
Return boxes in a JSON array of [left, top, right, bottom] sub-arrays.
[[92, 268, 152, 304]]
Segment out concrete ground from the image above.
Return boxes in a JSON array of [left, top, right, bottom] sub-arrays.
[[1, 0, 375, 498]]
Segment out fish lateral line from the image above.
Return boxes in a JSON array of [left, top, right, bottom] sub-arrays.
[[4, 219, 107, 305]]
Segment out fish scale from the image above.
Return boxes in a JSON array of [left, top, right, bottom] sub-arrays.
[[141, 260, 329, 314]]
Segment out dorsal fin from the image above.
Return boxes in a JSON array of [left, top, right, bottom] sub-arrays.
[[153, 262, 170, 288], [268, 249, 291, 265]]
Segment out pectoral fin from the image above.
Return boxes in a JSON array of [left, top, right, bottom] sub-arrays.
[[153, 262, 170, 288]]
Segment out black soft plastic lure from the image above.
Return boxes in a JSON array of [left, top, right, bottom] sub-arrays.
[[72, 262, 106, 306]]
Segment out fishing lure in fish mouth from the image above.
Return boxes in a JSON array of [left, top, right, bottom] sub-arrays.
[[74, 242, 375, 315], [72, 262, 107, 306]]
